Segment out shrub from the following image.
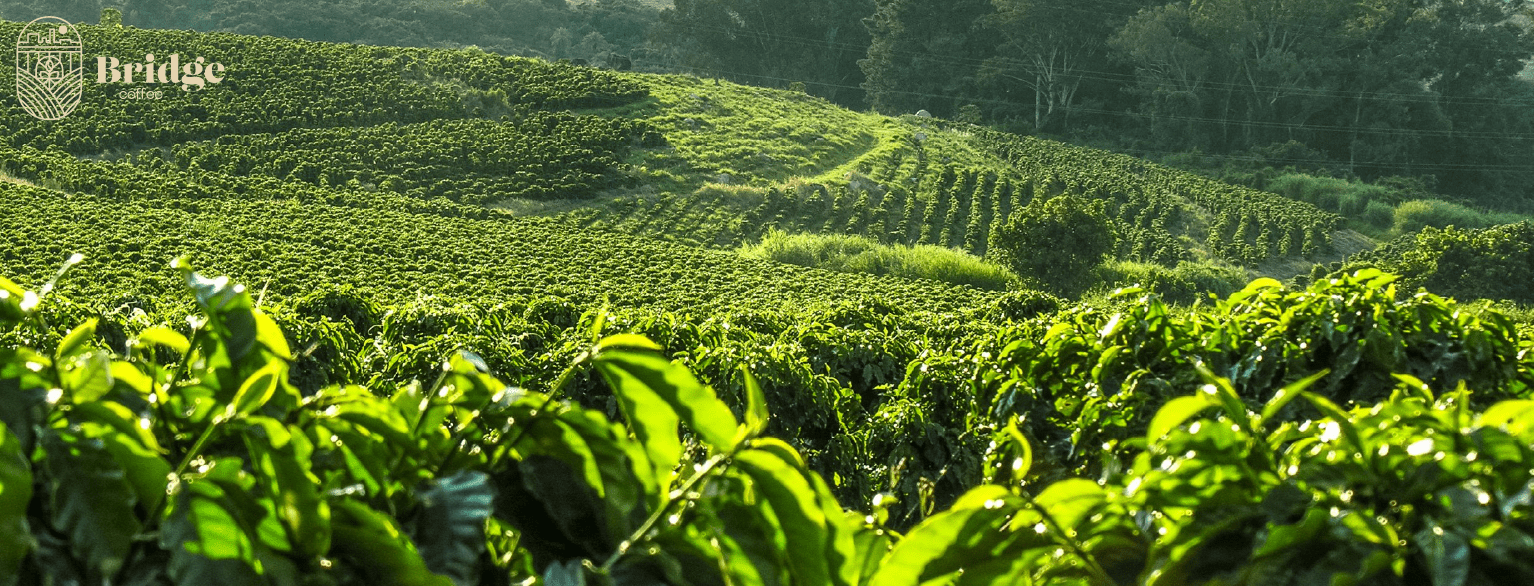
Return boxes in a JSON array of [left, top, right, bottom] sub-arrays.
[[1392, 199, 1493, 233], [740, 230, 1019, 290], [987, 194, 1116, 297]]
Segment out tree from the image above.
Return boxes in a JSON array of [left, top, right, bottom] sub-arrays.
[[658, 0, 876, 106], [859, 0, 994, 116], [987, 194, 1116, 296], [979, 0, 1116, 132]]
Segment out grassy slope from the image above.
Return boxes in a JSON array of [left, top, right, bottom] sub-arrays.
[[541, 71, 1358, 283], [0, 19, 1353, 305]]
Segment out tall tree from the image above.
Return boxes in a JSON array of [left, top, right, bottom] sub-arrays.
[[859, 0, 994, 116], [978, 0, 1117, 132], [658, 0, 876, 106]]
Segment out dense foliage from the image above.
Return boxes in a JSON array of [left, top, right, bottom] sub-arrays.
[[988, 194, 1116, 296], [165, 114, 654, 203], [0, 21, 647, 154], [1324, 221, 1534, 305], [2, 265, 1532, 586]]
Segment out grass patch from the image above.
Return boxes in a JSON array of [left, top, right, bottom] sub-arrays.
[[740, 229, 1019, 291], [1094, 259, 1248, 305], [1392, 199, 1526, 234]]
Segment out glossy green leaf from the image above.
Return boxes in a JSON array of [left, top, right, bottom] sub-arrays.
[[330, 499, 454, 586], [55, 318, 98, 361], [160, 481, 265, 586], [1481, 400, 1534, 438], [595, 348, 740, 453], [97, 429, 172, 509], [41, 430, 140, 578], [850, 524, 892, 586], [1300, 391, 1368, 456], [593, 334, 662, 353], [869, 485, 1024, 586], [1146, 395, 1215, 444], [136, 326, 191, 354], [1260, 370, 1331, 427], [1033, 478, 1107, 529], [411, 471, 494, 586], [70, 400, 161, 453], [741, 367, 769, 440], [252, 309, 292, 359], [229, 362, 283, 419], [715, 499, 788, 586], [0, 422, 33, 586], [809, 470, 858, 586], [62, 350, 114, 404], [244, 418, 331, 559], [733, 447, 831, 586]]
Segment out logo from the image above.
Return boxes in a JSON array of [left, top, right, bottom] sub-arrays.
[[16, 16, 83, 120], [13, 16, 229, 119]]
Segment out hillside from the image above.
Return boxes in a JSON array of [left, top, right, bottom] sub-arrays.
[[3, 17, 1534, 586], [25, 22, 1355, 293]]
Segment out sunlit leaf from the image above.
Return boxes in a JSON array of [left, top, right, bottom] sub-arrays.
[[0, 422, 33, 586]]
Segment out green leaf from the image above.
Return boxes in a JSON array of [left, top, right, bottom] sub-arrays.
[[110, 361, 154, 399], [70, 400, 161, 453], [594, 353, 681, 483], [330, 499, 455, 586], [850, 525, 892, 586], [1300, 391, 1368, 457], [595, 349, 740, 453], [97, 429, 172, 510], [741, 367, 769, 440], [253, 310, 291, 359], [244, 419, 331, 559], [62, 350, 114, 404], [1002, 417, 1032, 485], [808, 470, 857, 586], [329, 399, 417, 451], [42, 430, 140, 578], [1481, 400, 1534, 438], [228, 362, 284, 419], [593, 334, 662, 353], [1260, 370, 1331, 427], [1147, 395, 1215, 444], [1033, 478, 1107, 529], [1416, 524, 1469, 586], [869, 485, 1025, 586], [0, 422, 33, 586], [160, 481, 266, 586], [715, 500, 788, 586], [182, 269, 254, 314], [733, 448, 831, 586], [55, 318, 98, 361], [136, 326, 191, 354], [411, 471, 494, 586]]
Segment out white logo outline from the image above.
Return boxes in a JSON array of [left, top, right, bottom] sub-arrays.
[[16, 16, 83, 120]]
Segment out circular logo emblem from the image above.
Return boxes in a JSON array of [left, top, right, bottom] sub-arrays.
[[16, 16, 83, 120]]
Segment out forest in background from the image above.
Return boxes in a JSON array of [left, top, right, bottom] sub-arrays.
[[3, 0, 1533, 209]]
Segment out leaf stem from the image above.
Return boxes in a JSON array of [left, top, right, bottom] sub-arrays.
[[600, 451, 730, 573], [1017, 489, 1117, 586]]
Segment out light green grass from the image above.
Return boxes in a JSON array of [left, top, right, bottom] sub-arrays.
[[739, 229, 1019, 291]]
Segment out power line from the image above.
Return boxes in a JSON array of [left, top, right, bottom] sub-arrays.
[[631, 55, 1534, 142], [658, 2, 1534, 106]]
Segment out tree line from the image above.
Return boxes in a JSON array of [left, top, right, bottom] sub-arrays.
[[2, 0, 1532, 206]]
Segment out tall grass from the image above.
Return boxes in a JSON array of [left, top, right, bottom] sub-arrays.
[[1392, 199, 1526, 234], [1266, 173, 1396, 230], [740, 229, 1019, 290]]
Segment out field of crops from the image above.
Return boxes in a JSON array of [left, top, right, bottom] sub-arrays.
[[2, 16, 1532, 586], [553, 78, 1343, 275]]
